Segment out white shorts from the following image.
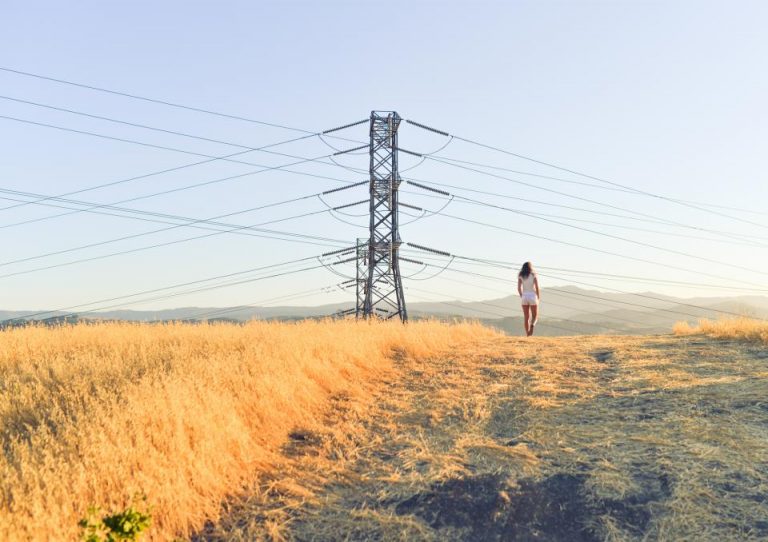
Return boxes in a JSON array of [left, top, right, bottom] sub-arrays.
[[521, 292, 538, 306]]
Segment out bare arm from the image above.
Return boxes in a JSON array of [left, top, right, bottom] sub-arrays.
[[517, 277, 523, 297], [534, 276, 540, 299]]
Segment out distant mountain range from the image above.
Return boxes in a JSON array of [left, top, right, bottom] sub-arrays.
[[3, 286, 767, 336]]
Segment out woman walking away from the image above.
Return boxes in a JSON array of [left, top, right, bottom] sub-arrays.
[[517, 261, 540, 336]]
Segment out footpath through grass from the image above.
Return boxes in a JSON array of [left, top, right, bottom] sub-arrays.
[[198, 332, 768, 541]]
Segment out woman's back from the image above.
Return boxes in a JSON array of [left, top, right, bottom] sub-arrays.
[[520, 273, 536, 293]]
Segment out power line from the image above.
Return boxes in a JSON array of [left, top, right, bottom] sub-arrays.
[[21, 109, 736, 272], [407, 118, 768, 231], [0, 191, 354, 253], [535, 270, 767, 320], [0, 94, 319, 152], [428, 154, 768, 218], [7, 167, 752, 308], [405, 169, 768, 289], [6, 69, 759, 232], [539, 268, 768, 293], [0, 78, 758, 324], [0, 66, 360, 143], [399, 249, 768, 293], [321, 151, 768, 244], [447, 136, 768, 231], [400, 255, 456, 281], [415, 270, 663, 328], [0, 98, 372, 195], [187, 284, 343, 321], [535, 265, 768, 293], [0, 148, 359, 231], [401, 185, 766, 250], [6, 106, 708, 312], [329, 152, 766, 245], [443, 193, 768, 278], [0, 112, 372, 231], [405, 288, 610, 335], [438, 253, 763, 320], [413, 256, 679, 328], [411, 208, 767, 288], [501, 209, 765, 248], [0, 113, 363, 181], [439, 265, 734, 321], [402, 243, 764, 320], [0, 144, 304, 214], [0, 105, 371, 312], [0, 188, 352, 269], [408, 285, 627, 332], [545, 287, 674, 318], [42, 263, 329, 325], [401, 177, 768, 244], [421, 154, 759, 246], [0, 253, 332, 324], [0, 202, 353, 280]]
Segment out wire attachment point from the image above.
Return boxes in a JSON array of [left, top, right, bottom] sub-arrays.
[[407, 242, 452, 257], [405, 180, 451, 196], [322, 119, 368, 134], [321, 246, 357, 257], [333, 144, 369, 156], [395, 147, 423, 158], [405, 119, 450, 137], [332, 199, 368, 211], [399, 202, 423, 212], [321, 180, 367, 195]]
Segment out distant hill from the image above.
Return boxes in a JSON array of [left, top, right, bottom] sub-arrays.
[[3, 286, 767, 335]]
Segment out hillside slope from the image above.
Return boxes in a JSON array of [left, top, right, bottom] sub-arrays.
[[197, 333, 768, 541], [4, 288, 767, 336]]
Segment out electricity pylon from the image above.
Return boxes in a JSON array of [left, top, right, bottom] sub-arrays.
[[360, 111, 407, 322], [355, 237, 368, 319]]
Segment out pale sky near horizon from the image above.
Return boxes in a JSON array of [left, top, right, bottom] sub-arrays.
[[1, 0, 767, 313]]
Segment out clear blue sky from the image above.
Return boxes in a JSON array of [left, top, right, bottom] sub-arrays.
[[1, 0, 767, 312]]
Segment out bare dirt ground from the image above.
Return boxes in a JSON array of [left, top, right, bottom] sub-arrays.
[[193, 334, 768, 541]]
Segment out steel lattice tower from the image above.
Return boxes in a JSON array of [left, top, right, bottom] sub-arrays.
[[361, 111, 407, 321], [355, 237, 369, 319]]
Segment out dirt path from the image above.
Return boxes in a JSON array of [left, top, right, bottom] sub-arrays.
[[194, 334, 768, 541]]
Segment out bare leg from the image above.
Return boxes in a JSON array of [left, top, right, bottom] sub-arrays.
[[529, 305, 539, 336], [522, 304, 531, 336]]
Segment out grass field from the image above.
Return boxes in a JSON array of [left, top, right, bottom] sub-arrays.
[[674, 317, 768, 344], [0, 319, 497, 541], [198, 319, 768, 541], [2, 318, 767, 541]]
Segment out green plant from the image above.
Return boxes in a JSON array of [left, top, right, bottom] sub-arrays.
[[79, 495, 151, 542]]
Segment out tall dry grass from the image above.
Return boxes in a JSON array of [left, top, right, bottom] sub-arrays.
[[0, 319, 497, 541], [674, 317, 768, 344]]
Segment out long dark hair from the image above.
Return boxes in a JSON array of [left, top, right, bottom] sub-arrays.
[[519, 261, 535, 279]]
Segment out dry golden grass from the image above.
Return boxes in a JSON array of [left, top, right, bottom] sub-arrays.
[[674, 317, 768, 344], [5, 318, 767, 541], [204, 331, 768, 541], [0, 319, 498, 541]]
